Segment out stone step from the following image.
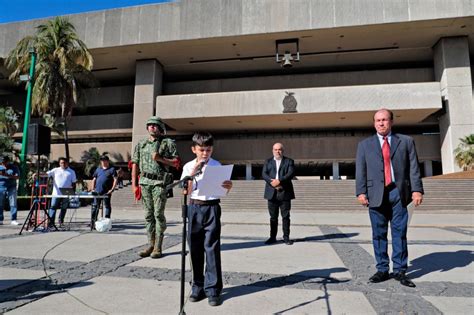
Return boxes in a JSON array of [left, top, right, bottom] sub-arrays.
[[112, 179, 474, 212]]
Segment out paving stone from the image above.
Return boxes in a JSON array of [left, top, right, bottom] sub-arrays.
[[0, 267, 47, 291], [423, 296, 474, 314]]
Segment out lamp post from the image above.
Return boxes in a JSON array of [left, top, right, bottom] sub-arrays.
[[18, 47, 36, 196]]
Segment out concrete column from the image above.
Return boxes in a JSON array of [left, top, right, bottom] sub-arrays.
[[332, 161, 340, 180], [131, 59, 163, 151], [424, 160, 433, 178], [245, 163, 252, 180], [433, 37, 473, 174]]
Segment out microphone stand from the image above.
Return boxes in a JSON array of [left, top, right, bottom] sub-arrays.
[[166, 169, 203, 315]]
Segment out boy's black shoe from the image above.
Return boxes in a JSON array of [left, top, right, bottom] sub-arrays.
[[189, 290, 206, 302], [369, 271, 390, 283], [283, 237, 294, 245], [264, 237, 277, 245], [393, 272, 416, 287], [208, 295, 221, 307]]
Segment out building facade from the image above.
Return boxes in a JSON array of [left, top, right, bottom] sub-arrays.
[[1, 0, 473, 179]]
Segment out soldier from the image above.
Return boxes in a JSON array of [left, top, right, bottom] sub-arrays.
[[131, 116, 180, 258]]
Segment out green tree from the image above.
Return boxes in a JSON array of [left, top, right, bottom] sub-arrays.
[[81, 147, 108, 177], [0, 106, 21, 159], [5, 16, 97, 161], [454, 134, 474, 171], [42, 113, 65, 137]]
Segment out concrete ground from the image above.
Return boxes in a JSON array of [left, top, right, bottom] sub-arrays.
[[0, 205, 473, 314]]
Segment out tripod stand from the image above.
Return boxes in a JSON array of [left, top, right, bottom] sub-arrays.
[[19, 153, 57, 235], [166, 169, 203, 315]]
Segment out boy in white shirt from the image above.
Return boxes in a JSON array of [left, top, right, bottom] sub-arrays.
[[180, 132, 232, 307]]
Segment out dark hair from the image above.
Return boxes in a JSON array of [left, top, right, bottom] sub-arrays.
[[192, 132, 214, 147], [58, 157, 68, 163], [99, 155, 110, 161]]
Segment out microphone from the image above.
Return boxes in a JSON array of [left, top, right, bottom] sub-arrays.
[[196, 161, 206, 173]]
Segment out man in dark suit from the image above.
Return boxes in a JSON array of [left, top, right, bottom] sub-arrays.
[[262, 143, 295, 245], [356, 109, 423, 287]]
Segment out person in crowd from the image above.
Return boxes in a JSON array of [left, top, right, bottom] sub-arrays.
[[116, 167, 124, 189], [46, 157, 77, 227], [262, 143, 296, 245], [91, 155, 118, 222], [356, 108, 423, 288], [0, 155, 20, 225], [181, 132, 232, 307]]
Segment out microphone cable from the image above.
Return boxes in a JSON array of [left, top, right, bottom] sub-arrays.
[[40, 229, 108, 315]]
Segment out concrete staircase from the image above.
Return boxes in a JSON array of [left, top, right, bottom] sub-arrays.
[[111, 179, 474, 212]]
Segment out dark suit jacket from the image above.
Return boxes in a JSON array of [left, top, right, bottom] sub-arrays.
[[262, 156, 295, 201], [356, 133, 423, 208]]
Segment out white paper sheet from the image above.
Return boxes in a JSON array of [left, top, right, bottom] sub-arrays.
[[197, 165, 234, 197]]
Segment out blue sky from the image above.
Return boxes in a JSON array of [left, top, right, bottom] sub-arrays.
[[0, 0, 173, 24]]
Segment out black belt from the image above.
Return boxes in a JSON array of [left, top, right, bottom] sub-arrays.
[[142, 172, 164, 180], [190, 199, 220, 205], [385, 182, 397, 191]]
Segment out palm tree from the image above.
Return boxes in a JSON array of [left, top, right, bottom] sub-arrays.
[[5, 16, 97, 161], [454, 134, 474, 171], [42, 113, 65, 137], [0, 106, 20, 159], [81, 147, 109, 177]]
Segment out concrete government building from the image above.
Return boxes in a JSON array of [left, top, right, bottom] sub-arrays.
[[0, 0, 473, 179]]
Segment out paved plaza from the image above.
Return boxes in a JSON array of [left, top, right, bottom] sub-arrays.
[[0, 206, 473, 314]]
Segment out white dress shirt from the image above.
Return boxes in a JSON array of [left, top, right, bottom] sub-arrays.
[[180, 158, 221, 201]]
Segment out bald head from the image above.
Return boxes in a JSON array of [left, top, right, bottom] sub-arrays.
[[272, 143, 284, 159]]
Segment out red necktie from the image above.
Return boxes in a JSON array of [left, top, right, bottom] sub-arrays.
[[382, 136, 392, 186]]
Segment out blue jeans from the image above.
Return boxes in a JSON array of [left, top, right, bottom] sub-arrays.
[[369, 187, 409, 274], [0, 186, 18, 221], [49, 197, 69, 225]]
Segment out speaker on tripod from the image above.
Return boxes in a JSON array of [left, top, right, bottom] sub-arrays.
[[27, 123, 51, 155], [19, 123, 55, 235]]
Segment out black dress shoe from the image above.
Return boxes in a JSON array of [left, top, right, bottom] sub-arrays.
[[283, 238, 294, 245], [189, 290, 206, 302], [264, 237, 277, 245], [393, 272, 416, 287], [369, 271, 390, 283], [208, 295, 221, 307]]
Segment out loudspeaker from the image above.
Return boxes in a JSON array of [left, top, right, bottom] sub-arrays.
[[27, 124, 51, 155]]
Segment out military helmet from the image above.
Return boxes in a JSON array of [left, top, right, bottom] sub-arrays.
[[146, 116, 166, 133]]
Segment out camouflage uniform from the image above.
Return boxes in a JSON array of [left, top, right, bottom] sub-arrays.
[[132, 118, 179, 257]]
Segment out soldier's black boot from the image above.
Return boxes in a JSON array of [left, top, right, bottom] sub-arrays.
[[264, 219, 278, 245], [282, 218, 293, 245]]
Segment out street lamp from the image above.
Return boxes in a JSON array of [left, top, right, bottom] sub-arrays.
[[18, 47, 36, 196]]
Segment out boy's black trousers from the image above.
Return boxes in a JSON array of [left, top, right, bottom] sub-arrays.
[[187, 200, 222, 297]]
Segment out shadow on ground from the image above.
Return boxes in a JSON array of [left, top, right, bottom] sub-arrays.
[[0, 278, 93, 304], [408, 250, 473, 279], [221, 232, 359, 251], [222, 267, 349, 311]]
